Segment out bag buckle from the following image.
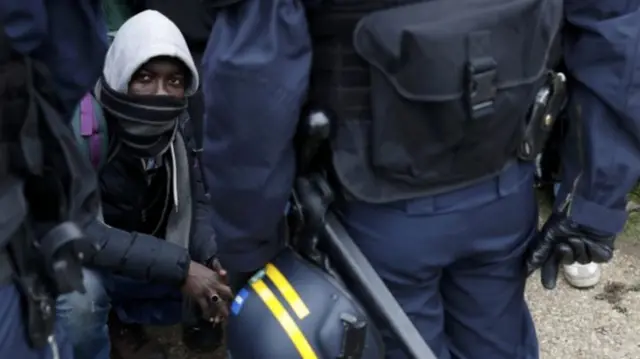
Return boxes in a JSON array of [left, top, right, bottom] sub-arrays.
[[465, 57, 497, 120]]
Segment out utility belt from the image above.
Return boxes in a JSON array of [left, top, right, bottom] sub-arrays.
[[307, 0, 565, 203], [0, 30, 99, 350]]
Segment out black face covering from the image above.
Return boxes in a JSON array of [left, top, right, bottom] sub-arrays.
[[95, 77, 188, 158]]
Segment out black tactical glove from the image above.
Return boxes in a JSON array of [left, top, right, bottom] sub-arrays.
[[526, 210, 615, 289]]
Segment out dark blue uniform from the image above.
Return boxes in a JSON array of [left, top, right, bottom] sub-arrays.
[[0, 1, 107, 357], [201, 1, 640, 358], [201, 0, 311, 273], [0, 0, 107, 116], [343, 3, 640, 358], [555, 1, 640, 236]]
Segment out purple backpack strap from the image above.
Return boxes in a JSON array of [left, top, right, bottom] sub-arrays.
[[79, 94, 101, 169]]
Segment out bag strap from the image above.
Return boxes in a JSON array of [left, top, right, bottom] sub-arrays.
[[79, 95, 103, 169]]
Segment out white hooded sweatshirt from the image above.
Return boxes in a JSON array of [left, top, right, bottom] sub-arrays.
[[101, 10, 200, 96]]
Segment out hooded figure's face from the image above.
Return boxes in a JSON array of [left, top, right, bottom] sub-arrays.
[[96, 10, 199, 158], [128, 56, 189, 99], [102, 10, 199, 96]]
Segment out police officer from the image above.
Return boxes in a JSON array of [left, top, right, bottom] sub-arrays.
[[303, 1, 561, 358], [0, 0, 107, 358], [203, 3, 639, 359]]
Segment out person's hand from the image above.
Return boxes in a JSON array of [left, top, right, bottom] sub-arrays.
[[207, 258, 227, 283], [526, 211, 615, 290], [181, 261, 233, 322]]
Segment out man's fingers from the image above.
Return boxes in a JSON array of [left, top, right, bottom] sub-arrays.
[[586, 240, 614, 263], [540, 250, 561, 290], [212, 259, 224, 272], [214, 299, 229, 319], [214, 282, 234, 301], [196, 296, 212, 319], [566, 237, 589, 264], [557, 243, 575, 264], [526, 242, 553, 275], [206, 290, 230, 320], [211, 259, 228, 281]]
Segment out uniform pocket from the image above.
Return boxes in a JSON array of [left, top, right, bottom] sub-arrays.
[[353, 0, 562, 187]]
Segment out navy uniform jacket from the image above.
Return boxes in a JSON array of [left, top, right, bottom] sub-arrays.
[[201, 0, 311, 272], [202, 0, 640, 271], [0, 0, 107, 117], [556, 1, 640, 235]]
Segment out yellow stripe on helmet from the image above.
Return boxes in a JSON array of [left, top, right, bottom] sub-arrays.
[[250, 279, 318, 359], [265, 263, 310, 319]]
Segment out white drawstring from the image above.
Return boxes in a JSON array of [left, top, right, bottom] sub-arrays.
[[48, 335, 60, 359], [169, 142, 178, 211]]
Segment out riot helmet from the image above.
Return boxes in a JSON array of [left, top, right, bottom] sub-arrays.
[[226, 248, 385, 359]]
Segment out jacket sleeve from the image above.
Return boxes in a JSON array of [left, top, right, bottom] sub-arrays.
[[82, 217, 191, 286], [201, 0, 311, 272], [554, 1, 640, 235]]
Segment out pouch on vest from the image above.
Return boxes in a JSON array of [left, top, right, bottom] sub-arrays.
[[71, 93, 109, 170], [353, 0, 562, 188]]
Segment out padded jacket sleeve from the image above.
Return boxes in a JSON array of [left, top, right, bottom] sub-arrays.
[[555, 1, 640, 235], [82, 218, 191, 285]]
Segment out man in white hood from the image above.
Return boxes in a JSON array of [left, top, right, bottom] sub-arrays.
[[56, 10, 231, 359]]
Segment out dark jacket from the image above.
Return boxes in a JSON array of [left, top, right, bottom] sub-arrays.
[[84, 116, 216, 285], [554, 1, 640, 235]]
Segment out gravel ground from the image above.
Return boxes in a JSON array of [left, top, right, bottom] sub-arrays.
[[147, 326, 225, 359], [529, 239, 640, 359], [152, 207, 640, 359]]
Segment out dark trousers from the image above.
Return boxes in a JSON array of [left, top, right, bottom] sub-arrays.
[[338, 162, 539, 359]]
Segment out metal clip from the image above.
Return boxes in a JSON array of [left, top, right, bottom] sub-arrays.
[[517, 71, 567, 161], [466, 58, 497, 120]]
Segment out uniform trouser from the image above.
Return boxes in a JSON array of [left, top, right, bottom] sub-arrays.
[[56, 269, 183, 359], [338, 162, 539, 359], [0, 283, 74, 359]]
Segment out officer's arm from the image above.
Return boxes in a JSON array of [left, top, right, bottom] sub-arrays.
[[2, 0, 107, 116], [557, 2, 640, 234], [82, 219, 191, 286], [201, 0, 311, 272], [0, 0, 48, 54]]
